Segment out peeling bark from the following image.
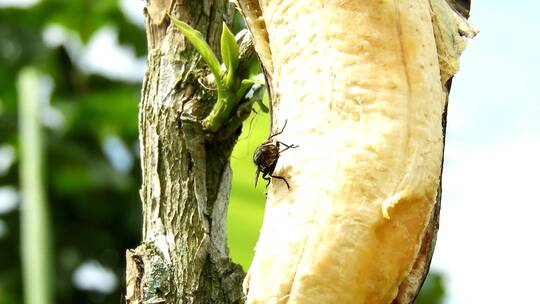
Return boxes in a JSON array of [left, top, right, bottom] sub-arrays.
[[236, 0, 475, 303], [393, 2, 475, 303], [126, 1, 245, 303]]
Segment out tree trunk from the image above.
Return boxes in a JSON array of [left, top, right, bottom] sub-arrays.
[[125, 1, 245, 303], [126, 0, 475, 303]]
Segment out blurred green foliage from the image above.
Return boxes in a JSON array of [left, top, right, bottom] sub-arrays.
[[416, 272, 446, 304], [0, 1, 144, 303], [0, 2, 447, 304], [228, 114, 269, 267]]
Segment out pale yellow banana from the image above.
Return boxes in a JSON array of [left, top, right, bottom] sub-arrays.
[[237, 0, 475, 303]]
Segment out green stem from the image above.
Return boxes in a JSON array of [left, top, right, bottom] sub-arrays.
[[17, 68, 53, 304], [202, 90, 241, 133], [215, 98, 256, 140]]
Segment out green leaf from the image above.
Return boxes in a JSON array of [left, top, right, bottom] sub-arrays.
[[247, 57, 262, 79], [220, 22, 239, 88], [169, 15, 222, 87], [248, 73, 266, 86], [262, 89, 270, 112], [256, 98, 269, 113], [238, 79, 255, 97], [247, 84, 269, 113]]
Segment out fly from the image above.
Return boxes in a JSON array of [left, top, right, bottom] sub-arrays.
[[253, 121, 298, 189]]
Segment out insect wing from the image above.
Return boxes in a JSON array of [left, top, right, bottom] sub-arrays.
[[254, 167, 261, 187]]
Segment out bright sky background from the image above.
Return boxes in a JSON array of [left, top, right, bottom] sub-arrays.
[[2, 0, 538, 302], [431, 1, 540, 303]]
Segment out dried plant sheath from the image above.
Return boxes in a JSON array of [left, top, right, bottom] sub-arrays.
[[237, 0, 475, 303]]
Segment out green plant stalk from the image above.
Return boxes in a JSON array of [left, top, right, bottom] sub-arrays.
[[170, 15, 255, 133], [203, 90, 241, 133], [215, 97, 257, 140], [203, 78, 257, 132], [17, 68, 53, 304]]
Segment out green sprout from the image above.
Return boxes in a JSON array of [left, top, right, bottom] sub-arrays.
[[170, 15, 267, 134]]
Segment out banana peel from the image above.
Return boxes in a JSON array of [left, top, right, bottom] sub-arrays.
[[235, 1, 476, 303]]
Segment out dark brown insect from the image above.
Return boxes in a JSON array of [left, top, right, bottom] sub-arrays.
[[253, 121, 298, 189]]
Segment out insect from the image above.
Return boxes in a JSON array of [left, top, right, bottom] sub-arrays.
[[253, 121, 298, 189]]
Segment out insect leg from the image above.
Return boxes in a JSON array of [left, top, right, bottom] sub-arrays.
[[276, 141, 299, 153], [263, 175, 272, 187], [268, 120, 288, 139], [270, 175, 290, 189]]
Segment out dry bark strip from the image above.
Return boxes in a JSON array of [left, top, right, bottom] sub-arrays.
[[236, 0, 476, 303], [393, 2, 475, 302]]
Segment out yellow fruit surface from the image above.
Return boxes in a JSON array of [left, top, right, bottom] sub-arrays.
[[242, 1, 449, 303]]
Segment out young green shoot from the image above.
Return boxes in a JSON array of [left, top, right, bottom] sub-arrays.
[[170, 15, 266, 134]]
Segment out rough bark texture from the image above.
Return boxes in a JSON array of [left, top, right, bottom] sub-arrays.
[[125, 1, 245, 303]]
